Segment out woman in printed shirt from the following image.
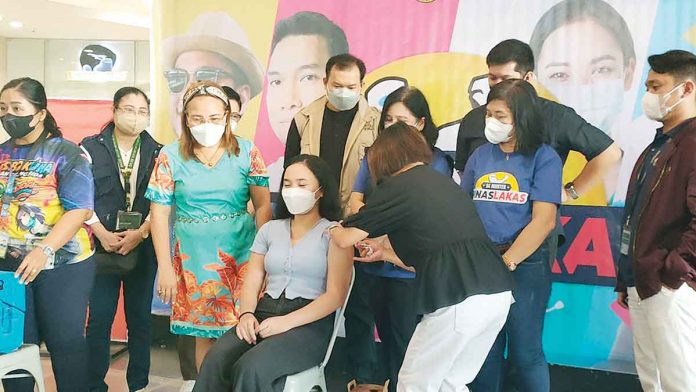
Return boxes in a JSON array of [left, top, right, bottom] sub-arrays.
[[194, 154, 353, 391], [0, 77, 95, 391], [461, 79, 562, 392], [146, 82, 271, 371]]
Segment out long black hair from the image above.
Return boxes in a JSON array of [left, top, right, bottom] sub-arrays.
[[487, 79, 546, 155], [103, 86, 150, 131], [275, 154, 342, 222], [1, 77, 62, 138], [378, 86, 439, 148]]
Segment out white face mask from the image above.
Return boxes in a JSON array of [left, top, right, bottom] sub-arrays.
[[190, 122, 226, 147], [230, 119, 238, 132], [547, 78, 624, 133], [327, 87, 360, 111], [484, 117, 513, 144], [282, 187, 320, 215], [641, 83, 686, 121]]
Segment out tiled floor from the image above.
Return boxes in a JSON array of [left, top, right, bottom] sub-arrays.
[[34, 341, 643, 392], [40, 345, 186, 392]]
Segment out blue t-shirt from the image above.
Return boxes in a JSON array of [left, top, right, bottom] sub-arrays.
[[461, 143, 562, 245], [352, 147, 454, 279]]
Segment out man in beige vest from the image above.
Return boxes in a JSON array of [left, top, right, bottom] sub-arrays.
[[284, 54, 380, 215]]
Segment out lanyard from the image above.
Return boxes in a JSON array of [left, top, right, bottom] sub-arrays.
[[112, 133, 141, 211], [1, 130, 49, 217]]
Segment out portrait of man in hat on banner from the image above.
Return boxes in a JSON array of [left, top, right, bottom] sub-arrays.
[[161, 12, 264, 137]]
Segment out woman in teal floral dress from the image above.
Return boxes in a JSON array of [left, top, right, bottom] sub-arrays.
[[147, 82, 271, 370]]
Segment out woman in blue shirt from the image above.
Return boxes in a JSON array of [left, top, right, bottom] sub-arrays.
[[346, 86, 453, 390], [193, 154, 353, 391], [461, 79, 561, 392]]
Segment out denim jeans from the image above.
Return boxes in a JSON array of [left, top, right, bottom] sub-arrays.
[[2, 258, 96, 392], [472, 245, 552, 392], [86, 244, 157, 392]]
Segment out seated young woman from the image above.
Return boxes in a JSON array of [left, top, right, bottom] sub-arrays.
[[193, 154, 354, 392]]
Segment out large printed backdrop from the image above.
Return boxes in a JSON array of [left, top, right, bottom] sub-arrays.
[[152, 0, 696, 372]]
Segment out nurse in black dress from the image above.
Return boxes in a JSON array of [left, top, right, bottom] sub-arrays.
[[331, 122, 514, 392]]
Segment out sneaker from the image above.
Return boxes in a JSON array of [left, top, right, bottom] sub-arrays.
[[179, 380, 196, 392]]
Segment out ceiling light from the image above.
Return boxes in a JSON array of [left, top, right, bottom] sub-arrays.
[[0, 15, 4, 22], [9, 21, 23, 29]]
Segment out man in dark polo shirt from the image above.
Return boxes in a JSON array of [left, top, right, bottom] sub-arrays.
[[456, 39, 622, 204]]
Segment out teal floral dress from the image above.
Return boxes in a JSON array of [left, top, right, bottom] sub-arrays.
[[145, 136, 268, 338]]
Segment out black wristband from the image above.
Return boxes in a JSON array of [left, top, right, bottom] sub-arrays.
[[239, 311, 255, 320]]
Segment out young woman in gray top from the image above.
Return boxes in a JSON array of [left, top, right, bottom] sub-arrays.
[[194, 154, 353, 392]]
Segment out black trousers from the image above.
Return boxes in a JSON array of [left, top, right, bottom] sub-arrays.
[[193, 294, 334, 392], [86, 245, 157, 392], [345, 266, 419, 391], [178, 335, 198, 380]]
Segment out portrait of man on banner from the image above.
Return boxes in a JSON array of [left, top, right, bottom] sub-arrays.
[[161, 12, 264, 137], [264, 11, 349, 192]]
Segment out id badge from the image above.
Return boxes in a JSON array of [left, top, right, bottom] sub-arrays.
[[0, 232, 8, 259], [620, 226, 632, 256], [116, 210, 143, 231]]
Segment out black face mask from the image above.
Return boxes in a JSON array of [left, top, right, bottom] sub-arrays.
[[1, 113, 37, 139]]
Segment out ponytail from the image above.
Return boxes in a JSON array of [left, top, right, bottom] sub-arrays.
[[1, 77, 62, 139], [43, 110, 62, 138]]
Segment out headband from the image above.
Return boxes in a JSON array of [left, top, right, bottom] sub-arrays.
[[182, 85, 230, 108]]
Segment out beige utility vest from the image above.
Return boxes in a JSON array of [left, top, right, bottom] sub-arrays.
[[293, 95, 380, 216]]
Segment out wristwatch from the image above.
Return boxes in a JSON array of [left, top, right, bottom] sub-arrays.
[[37, 243, 55, 257], [564, 182, 580, 200]]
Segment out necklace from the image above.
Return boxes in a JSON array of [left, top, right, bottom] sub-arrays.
[[196, 145, 222, 167]]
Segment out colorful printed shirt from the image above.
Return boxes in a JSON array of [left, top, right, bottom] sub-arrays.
[[0, 137, 94, 267], [461, 143, 562, 245]]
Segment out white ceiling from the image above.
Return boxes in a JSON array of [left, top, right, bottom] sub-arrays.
[[0, 0, 150, 41]]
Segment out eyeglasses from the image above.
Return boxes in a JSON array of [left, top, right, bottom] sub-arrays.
[[229, 112, 242, 122], [187, 113, 242, 126], [163, 67, 235, 93], [187, 114, 227, 127], [117, 106, 150, 117]]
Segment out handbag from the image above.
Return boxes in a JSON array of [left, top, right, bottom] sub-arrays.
[[95, 246, 140, 275]]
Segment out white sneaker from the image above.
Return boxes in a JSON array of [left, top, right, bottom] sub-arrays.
[[179, 380, 196, 392]]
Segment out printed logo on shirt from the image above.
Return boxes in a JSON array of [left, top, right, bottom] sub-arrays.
[[0, 159, 55, 179], [473, 172, 528, 204]]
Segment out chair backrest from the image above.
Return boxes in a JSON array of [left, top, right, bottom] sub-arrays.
[[320, 266, 355, 369]]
